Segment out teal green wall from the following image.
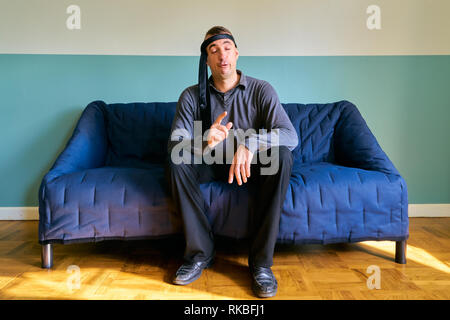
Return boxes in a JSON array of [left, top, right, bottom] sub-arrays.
[[0, 54, 449, 206]]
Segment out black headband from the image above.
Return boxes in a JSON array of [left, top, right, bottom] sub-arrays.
[[198, 34, 237, 132]]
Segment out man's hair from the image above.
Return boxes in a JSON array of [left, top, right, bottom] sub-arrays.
[[204, 26, 233, 40]]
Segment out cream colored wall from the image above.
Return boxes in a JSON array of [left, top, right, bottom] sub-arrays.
[[1, 0, 449, 56]]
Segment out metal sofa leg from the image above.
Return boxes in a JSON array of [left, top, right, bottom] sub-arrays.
[[41, 244, 53, 269], [395, 240, 407, 264]]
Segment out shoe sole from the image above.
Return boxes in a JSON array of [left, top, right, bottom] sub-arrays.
[[173, 272, 202, 286], [252, 283, 277, 298], [172, 259, 214, 286]]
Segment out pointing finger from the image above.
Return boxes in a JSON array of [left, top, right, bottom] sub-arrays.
[[213, 111, 227, 126]]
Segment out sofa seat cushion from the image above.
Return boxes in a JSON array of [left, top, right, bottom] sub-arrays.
[[40, 161, 408, 244], [40, 164, 254, 242], [40, 165, 178, 242], [279, 162, 408, 244]]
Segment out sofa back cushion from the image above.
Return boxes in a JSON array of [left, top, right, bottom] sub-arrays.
[[283, 102, 344, 164], [104, 102, 176, 168], [103, 101, 346, 167]]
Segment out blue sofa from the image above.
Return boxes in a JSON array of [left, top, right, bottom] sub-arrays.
[[38, 100, 409, 268]]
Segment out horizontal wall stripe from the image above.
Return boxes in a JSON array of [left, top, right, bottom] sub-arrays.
[[1, 205, 449, 221], [1, 0, 450, 56], [0, 54, 449, 206]]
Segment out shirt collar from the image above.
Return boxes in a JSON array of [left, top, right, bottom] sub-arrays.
[[208, 69, 247, 93]]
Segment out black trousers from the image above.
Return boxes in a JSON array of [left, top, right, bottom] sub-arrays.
[[166, 146, 293, 268]]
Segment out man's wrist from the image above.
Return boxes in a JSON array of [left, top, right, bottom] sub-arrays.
[[243, 136, 258, 154]]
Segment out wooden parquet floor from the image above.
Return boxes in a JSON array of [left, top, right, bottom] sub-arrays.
[[0, 218, 448, 300]]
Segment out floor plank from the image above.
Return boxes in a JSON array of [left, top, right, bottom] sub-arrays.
[[0, 218, 449, 299]]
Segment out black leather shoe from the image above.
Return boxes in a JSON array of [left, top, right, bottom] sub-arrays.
[[173, 259, 214, 285], [250, 266, 278, 298]]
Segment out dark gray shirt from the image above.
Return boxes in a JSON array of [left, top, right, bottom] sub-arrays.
[[168, 69, 298, 161]]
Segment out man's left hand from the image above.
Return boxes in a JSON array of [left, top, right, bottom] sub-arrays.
[[228, 144, 254, 186]]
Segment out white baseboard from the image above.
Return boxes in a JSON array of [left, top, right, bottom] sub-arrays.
[[0, 207, 39, 220], [408, 204, 450, 217], [0, 204, 449, 220]]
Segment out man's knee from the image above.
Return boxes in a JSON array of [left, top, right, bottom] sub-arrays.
[[167, 156, 193, 177], [257, 146, 293, 176], [278, 146, 293, 165], [167, 156, 212, 183], [260, 146, 293, 164]]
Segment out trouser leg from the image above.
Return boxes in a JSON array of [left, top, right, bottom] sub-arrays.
[[167, 157, 218, 263], [248, 146, 293, 267]]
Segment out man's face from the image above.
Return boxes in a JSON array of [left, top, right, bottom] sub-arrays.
[[205, 35, 239, 80]]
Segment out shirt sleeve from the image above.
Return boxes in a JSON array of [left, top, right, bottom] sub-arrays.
[[243, 81, 299, 154], [167, 88, 210, 162]]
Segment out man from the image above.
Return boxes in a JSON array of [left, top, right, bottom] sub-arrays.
[[166, 26, 298, 298]]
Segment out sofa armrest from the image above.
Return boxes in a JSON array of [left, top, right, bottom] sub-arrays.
[[43, 100, 108, 183], [334, 101, 400, 176]]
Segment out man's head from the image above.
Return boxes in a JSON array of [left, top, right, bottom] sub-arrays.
[[203, 26, 239, 80]]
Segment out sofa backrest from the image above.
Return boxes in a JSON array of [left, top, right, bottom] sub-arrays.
[[102, 101, 347, 166], [284, 102, 344, 164], [104, 102, 176, 168]]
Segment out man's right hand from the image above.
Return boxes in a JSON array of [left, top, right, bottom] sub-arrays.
[[207, 111, 233, 149]]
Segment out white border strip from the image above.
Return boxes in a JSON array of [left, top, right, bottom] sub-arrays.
[[0, 205, 449, 220]]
